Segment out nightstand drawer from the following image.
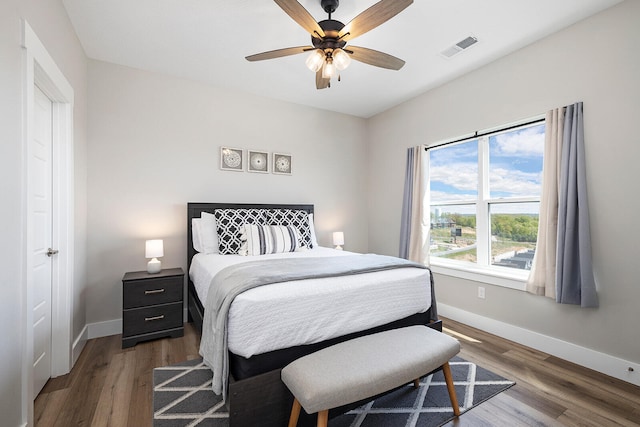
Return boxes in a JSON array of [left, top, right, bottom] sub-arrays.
[[123, 276, 183, 309], [122, 302, 183, 337]]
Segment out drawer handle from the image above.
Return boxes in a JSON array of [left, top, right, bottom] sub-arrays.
[[145, 315, 165, 322], [145, 289, 165, 295]]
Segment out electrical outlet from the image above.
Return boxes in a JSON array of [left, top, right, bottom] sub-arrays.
[[478, 286, 486, 299]]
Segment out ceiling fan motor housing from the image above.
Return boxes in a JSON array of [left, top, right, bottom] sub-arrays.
[[311, 19, 347, 50]]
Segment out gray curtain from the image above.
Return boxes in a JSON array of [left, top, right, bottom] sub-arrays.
[[399, 147, 416, 259], [556, 102, 598, 307], [399, 146, 429, 265], [527, 102, 598, 307]]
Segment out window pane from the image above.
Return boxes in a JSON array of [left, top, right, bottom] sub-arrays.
[[489, 124, 544, 198], [490, 202, 539, 270], [430, 205, 477, 263], [429, 140, 478, 203]]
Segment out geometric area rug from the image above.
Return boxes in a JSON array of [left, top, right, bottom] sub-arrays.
[[153, 356, 515, 427]]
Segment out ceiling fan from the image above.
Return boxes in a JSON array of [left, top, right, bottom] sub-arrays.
[[245, 0, 413, 89]]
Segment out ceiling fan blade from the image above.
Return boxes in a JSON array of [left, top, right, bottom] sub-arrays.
[[346, 46, 405, 70], [338, 0, 412, 42], [315, 70, 330, 89], [245, 46, 314, 62], [274, 0, 325, 38]]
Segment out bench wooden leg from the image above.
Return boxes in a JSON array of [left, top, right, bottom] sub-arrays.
[[442, 362, 461, 416], [317, 409, 329, 427], [288, 398, 301, 427]]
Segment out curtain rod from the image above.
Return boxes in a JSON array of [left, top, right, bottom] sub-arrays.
[[424, 117, 545, 151]]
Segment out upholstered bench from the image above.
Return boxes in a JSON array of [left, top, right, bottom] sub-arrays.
[[281, 325, 461, 427]]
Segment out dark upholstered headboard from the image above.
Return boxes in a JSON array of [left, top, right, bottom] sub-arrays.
[[186, 202, 314, 273]]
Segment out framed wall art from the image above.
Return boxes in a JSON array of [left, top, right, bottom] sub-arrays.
[[248, 150, 269, 173], [220, 147, 244, 171], [272, 153, 292, 175]]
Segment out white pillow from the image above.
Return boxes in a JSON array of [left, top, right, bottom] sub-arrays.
[[192, 218, 204, 253], [200, 211, 220, 254], [308, 213, 318, 248], [239, 224, 300, 256]]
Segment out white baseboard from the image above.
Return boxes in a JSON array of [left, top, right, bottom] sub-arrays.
[[439, 303, 640, 387], [72, 325, 88, 366], [87, 318, 122, 339]]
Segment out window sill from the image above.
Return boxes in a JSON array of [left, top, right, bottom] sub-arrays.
[[429, 260, 527, 291]]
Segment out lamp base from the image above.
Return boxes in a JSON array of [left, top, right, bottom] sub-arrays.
[[147, 258, 162, 274], [334, 245, 343, 251]]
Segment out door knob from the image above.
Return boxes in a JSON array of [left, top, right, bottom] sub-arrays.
[[46, 248, 59, 257]]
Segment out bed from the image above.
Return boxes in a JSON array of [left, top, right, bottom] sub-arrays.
[[186, 202, 440, 426]]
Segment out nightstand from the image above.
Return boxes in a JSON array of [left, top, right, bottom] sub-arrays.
[[122, 267, 184, 348]]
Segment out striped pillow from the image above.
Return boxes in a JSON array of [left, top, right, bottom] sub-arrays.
[[239, 224, 300, 256]]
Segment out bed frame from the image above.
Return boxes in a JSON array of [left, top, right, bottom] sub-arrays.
[[186, 202, 441, 426]]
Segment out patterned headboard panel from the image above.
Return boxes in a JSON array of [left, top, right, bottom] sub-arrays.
[[186, 203, 314, 271]]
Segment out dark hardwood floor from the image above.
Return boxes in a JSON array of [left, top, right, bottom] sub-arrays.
[[34, 317, 640, 426]]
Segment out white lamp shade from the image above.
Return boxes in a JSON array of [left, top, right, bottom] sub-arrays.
[[332, 232, 344, 246], [333, 48, 351, 71], [305, 49, 325, 72], [145, 239, 164, 258], [322, 59, 336, 79]]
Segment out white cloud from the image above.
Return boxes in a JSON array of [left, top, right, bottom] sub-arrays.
[[430, 162, 477, 192], [431, 163, 541, 198], [430, 191, 477, 204], [493, 126, 544, 157], [490, 167, 541, 196]]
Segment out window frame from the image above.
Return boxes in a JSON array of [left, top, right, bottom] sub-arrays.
[[426, 116, 545, 290]]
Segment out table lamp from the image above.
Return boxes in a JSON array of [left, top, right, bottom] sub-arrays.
[[145, 239, 163, 273], [332, 232, 344, 251]]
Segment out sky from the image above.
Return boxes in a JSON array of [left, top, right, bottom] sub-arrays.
[[430, 123, 544, 209]]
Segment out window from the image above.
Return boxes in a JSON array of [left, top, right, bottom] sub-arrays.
[[428, 120, 545, 284]]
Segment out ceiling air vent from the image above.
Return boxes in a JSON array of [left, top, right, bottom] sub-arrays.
[[440, 36, 478, 58]]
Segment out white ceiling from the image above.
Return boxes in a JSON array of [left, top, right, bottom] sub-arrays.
[[62, 0, 622, 118]]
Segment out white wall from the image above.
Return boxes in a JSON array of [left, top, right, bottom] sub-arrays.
[[86, 60, 368, 326], [0, 0, 88, 425], [368, 0, 640, 365]]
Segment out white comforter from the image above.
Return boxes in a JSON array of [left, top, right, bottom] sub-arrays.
[[189, 247, 431, 358]]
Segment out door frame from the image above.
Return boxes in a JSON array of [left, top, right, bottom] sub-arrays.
[[21, 20, 75, 425]]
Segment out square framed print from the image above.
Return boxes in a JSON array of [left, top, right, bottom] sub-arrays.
[[272, 153, 292, 175], [248, 150, 269, 173], [220, 147, 244, 171]]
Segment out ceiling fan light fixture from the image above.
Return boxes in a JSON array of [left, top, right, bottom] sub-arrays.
[[305, 49, 325, 72], [322, 58, 336, 79], [332, 48, 351, 71]]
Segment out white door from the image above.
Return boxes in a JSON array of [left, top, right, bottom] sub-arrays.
[[32, 84, 54, 396]]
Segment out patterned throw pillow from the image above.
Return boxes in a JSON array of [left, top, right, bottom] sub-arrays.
[[239, 224, 300, 256], [267, 209, 313, 249], [214, 209, 267, 255]]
